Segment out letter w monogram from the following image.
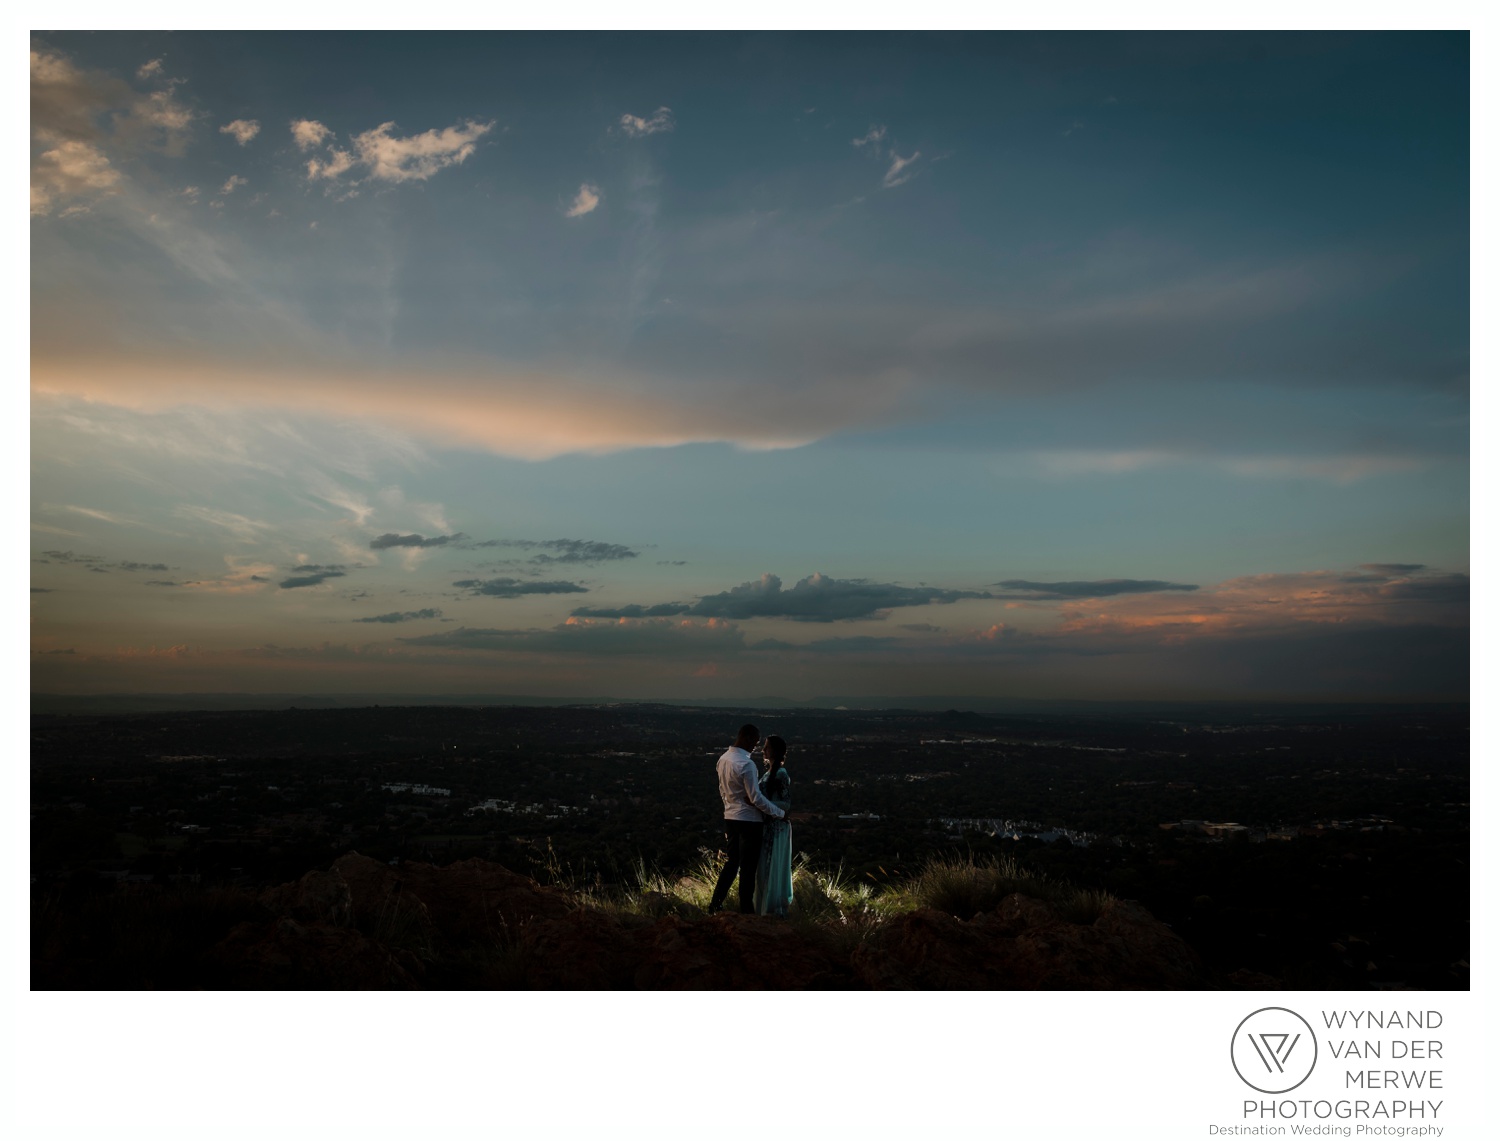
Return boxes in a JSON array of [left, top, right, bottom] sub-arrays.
[[1246, 1032, 1300, 1074]]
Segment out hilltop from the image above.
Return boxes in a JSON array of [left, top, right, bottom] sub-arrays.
[[35, 849, 1236, 989]]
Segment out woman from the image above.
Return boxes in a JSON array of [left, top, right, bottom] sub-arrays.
[[754, 735, 794, 917]]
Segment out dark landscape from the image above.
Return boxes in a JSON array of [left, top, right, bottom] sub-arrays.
[[31, 699, 1469, 990]]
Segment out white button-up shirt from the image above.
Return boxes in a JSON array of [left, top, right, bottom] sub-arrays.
[[716, 746, 786, 822]]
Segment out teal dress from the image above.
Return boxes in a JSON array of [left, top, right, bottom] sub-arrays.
[[755, 767, 794, 916]]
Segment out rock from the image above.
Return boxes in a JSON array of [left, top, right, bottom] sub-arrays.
[[259, 869, 352, 926], [632, 914, 853, 990], [851, 908, 1014, 989], [851, 894, 1209, 989], [330, 853, 571, 946], [519, 909, 643, 989], [212, 917, 419, 989]]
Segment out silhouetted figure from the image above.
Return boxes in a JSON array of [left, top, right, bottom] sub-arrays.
[[708, 723, 786, 914]]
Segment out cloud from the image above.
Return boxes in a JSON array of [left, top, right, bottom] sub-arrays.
[[38, 549, 102, 565], [1048, 567, 1468, 646], [136, 59, 163, 80], [570, 603, 693, 619], [369, 531, 467, 550], [994, 579, 1200, 600], [565, 183, 601, 217], [883, 151, 921, 188], [620, 107, 674, 137], [279, 565, 347, 589], [1026, 448, 1427, 485], [174, 505, 273, 541], [220, 174, 247, 195], [219, 119, 260, 145], [294, 116, 493, 185], [851, 125, 887, 148], [353, 608, 443, 624], [290, 119, 332, 150], [36, 550, 169, 573], [353, 119, 492, 182], [453, 578, 589, 598], [306, 147, 355, 181], [1361, 563, 1427, 574], [31, 47, 194, 216], [31, 140, 120, 216], [585, 572, 992, 624], [467, 538, 638, 565]]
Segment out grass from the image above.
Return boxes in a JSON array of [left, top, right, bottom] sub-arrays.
[[884, 853, 1116, 922], [529, 846, 1113, 931]]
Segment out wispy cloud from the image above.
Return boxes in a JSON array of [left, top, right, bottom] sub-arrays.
[[993, 579, 1199, 600], [173, 505, 274, 541], [620, 107, 674, 137], [565, 182, 601, 217], [883, 150, 921, 188], [851, 125, 886, 148], [219, 174, 247, 195], [1027, 449, 1425, 484], [136, 59, 163, 81], [219, 118, 260, 146]]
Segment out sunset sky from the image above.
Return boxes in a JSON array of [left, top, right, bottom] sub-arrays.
[[29, 31, 1469, 701]]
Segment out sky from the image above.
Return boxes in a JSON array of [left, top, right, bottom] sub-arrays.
[[28, 30, 1469, 702]]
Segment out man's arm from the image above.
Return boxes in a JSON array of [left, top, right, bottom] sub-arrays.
[[736, 757, 785, 819]]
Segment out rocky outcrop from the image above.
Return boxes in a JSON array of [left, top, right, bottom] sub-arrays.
[[515, 911, 856, 990], [850, 894, 1208, 989], [225, 854, 1211, 990], [212, 916, 422, 989]]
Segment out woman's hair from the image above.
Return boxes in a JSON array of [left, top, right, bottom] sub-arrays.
[[762, 734, 787, 794]]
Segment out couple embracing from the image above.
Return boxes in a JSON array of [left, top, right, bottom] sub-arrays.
[[707, 723, 795, 917]]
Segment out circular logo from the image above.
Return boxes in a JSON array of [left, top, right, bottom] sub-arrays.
[[1231, 1007, 1318, 1094]]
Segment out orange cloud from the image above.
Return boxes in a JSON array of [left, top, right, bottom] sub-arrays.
[[30, 352, 835, 460], [1052, 569, 1466, 645]]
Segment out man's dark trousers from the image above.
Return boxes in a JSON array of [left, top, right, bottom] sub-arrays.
[[709, 819, 764, 913]]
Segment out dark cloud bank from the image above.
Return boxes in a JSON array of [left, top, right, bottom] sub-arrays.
[[353, 608, 444, 624], [454, 578, 589, 598], [468, 538, 639, 565], [280, 565, 347, 589], [573, 572, 990, 623], [370, 532, 467, 550]]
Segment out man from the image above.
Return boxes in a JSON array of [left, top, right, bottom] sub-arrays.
[[707, 723, 787, 914]]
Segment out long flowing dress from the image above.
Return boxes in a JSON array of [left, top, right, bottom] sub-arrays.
[[755, 767, 794, 916]]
